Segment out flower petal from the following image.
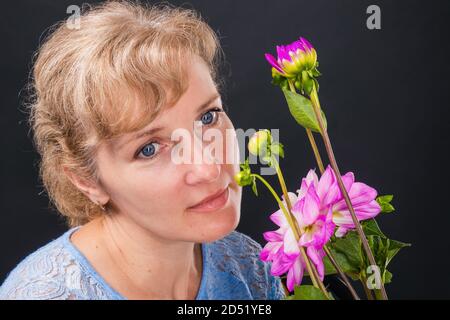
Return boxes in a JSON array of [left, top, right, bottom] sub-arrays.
[[298, 228, 314, 247], [324, 208, 336, 244], [276, 45, 291, 63], [332, 210, 354, 226], [260, 241, 282, 261], [317, 166, 334, 198], [282, 192, 298, 209], [283, 228, 300, 257], [301, 183, 321, 226], [270, 256, 291, 276], [335, 226, 350, 238], [341, 171, 355, 195], [307, 247, 325, 281], [286, 255, 305, 292], [296, 169, 318, 199], [333, 199, 381, 226], [269, 209, 287, 228], [263, 230, 283, 242], [318, 166, 341, 207], [347, 182, 378, 207], [264, 53, 286, 75], [299, 37, 314, 51]]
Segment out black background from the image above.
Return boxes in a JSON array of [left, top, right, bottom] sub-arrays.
[[1, 0, 449, 299]]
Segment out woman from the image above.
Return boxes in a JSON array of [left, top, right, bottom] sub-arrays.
[[0, 1, 285, 300]]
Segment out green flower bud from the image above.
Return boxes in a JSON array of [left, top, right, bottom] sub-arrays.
[[234, 170, 252, 187], [301, 71, 314, 96]]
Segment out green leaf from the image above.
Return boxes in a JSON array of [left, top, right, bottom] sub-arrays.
[[328, 215, 409, 287], [365, 235, 410, 285], [386, 239, 410, 265], [377, 195, 393, 203], [282, 88, 327, 133], [322, 250, 359, 281], [362, 219, 386, 238], [330, 232, 363, 271], [327, 250, 361, 280], [311, 67, 321, 77], [327, 233, 364, 282], [323, 255, 337, 275], [381, 203, 395, 213], [270, 142, 284, 158], [366, 235, 389, 273], [384, 269, 393, 284], [294, 285, 329, 300], [376, 195, 395, 213]]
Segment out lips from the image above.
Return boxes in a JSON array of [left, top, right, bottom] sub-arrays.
[[187, 186, 229, 212]]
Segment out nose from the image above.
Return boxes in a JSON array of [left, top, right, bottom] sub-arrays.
[[184, 133, 221, 185]]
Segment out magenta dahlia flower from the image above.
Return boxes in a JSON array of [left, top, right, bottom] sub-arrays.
[[297, 165, 382, 237], [260, 183, 334, 291], [265, 37, 317, 78]]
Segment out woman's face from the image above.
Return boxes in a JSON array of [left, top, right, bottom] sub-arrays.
[[94, 57, 242, 243]]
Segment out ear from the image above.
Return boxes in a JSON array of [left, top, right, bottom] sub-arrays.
[[63, 166, 110, 205]]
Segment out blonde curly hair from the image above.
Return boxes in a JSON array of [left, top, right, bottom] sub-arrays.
[[26, 0, 225, 227]]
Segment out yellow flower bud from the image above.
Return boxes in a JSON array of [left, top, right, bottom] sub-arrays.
[[248, 130, 271, 156]]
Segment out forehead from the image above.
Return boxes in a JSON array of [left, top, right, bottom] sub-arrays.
[[115, 92, 221, 149], [106, 56, 221, 150]]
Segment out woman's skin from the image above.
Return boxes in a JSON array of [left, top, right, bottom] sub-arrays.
[[64, 55, 242, 299]]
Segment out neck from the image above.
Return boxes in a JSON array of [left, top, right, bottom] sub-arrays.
[[88, 215, 202, 299]]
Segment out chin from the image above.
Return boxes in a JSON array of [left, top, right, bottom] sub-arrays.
[[190, 206, 241, 243]]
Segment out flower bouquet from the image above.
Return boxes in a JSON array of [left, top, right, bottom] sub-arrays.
[[234, 37, 410, 300]]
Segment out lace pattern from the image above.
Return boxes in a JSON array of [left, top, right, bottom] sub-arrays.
[[0, 228, 285, 300]]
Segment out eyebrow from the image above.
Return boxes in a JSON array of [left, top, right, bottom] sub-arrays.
[[116, 93, 221, 150]]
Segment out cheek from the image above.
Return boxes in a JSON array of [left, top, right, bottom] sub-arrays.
[[112, 165, 241, 243], [105, 163, 184, 218], [129, 169, 181, 208]]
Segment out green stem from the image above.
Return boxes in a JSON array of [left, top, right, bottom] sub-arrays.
[[306, 129, 325, 173], [288, 80, 325, 174], [360, 276, 375, 300], [324, 245, 360, 300], [251, 173, 330, 298], [251, 174, 298, 238], [309, 86, 388, 300], [274, 161, 293, 211], [287, 79, 360, 300], [373, 289, 384, 300], [281, 278, 290, 297], [268, 158, 330, 298]]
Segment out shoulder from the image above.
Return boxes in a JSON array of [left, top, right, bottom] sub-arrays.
[[0, 229, 109, 300], [214, 230, 263, 258], [208, 230, 286, 300]]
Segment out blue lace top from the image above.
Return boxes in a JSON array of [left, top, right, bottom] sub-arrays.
[[0, 227, 285, 300]]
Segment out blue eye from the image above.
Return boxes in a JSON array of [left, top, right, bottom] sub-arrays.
[[201, 108, 222, 126], [138, 142, 160, 159], [135, 108, 223, 161]]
